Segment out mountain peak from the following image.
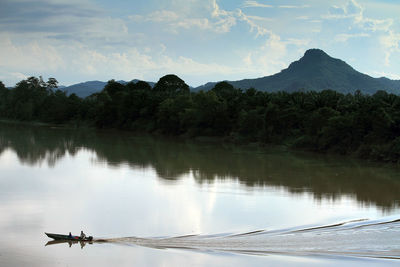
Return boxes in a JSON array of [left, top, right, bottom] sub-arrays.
[[299, 49, 332, 65], [303, 48, 328, 58], [194, 48, 400, 94], [286, 49, 334, 73]]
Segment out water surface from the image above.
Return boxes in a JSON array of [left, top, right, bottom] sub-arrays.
[[0, 122, 399, 266]]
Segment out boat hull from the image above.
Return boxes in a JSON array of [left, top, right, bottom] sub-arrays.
[[45, 232, 93, 241]]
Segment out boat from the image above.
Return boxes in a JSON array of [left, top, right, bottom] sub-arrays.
[[45, 232, 93, 241]]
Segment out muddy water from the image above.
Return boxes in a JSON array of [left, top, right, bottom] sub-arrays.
[[0, 122, 399, 266]]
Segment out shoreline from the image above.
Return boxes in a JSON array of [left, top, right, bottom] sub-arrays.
[[1, 119, 397, 167]]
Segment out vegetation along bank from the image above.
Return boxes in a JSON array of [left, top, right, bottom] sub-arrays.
[[1, 75, 399, 163]]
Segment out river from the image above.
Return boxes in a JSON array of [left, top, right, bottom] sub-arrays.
[[0, 122, 399, 266]]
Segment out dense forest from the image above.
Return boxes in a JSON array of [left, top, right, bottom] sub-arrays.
[[0, 75, 399, 163]]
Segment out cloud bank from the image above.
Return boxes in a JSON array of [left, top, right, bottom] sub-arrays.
[[0, 0, 399, 86]]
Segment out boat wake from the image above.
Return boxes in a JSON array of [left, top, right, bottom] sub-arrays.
[[93, 217, 400, 259], [41, 217, 400, 259]]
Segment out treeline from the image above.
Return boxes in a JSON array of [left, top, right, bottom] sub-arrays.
[[1, 75, 399, 162]]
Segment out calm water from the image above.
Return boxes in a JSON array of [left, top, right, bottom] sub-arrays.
[[0, 122, 399, 266]]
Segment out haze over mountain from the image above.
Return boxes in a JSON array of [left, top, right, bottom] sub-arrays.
[[61, 49, 400, 97], [195, 49, 400, 94]]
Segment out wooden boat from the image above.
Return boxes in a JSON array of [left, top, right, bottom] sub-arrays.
[[45, 232, 93, 241]]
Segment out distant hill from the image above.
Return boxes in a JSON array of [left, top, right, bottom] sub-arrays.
[[195, 49, 400, 94], [59, 49, 400, 96], [62, 79, 155, 98]]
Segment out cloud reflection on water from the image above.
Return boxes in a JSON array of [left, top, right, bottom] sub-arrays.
[[0, 122, 399, 211]]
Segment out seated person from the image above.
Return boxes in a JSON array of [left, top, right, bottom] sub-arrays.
[[80, 231, 86, 240]]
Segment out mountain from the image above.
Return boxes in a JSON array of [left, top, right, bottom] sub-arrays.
[[62, 79, 155, 98], [195, 49, 400, 94], [59, 49, 400, 97], [61, 81, 106, 97]]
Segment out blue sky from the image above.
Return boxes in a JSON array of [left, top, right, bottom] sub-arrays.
[[0, 0, 399, 86]]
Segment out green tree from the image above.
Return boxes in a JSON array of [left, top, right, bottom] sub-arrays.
[[157, 95, 193, 134], [153, 74, 190, 96], [192, 90, 229, 135], [212, 81, 236, 100], [238, 108, 265, 139], [46, 78, 59, 91], [0, 81, 6, 91], [0, 81, 8, 117]]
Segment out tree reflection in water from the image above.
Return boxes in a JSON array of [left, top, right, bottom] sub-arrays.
[[1, 122, 399, 211]]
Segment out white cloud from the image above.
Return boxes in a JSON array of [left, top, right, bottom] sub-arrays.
[[213, 15, 237, 33], [131, 10, 179, 23], [174, 18, 210, 30], [265, 33, 286, 55], [159, 44, 167, 54], [287, 38, 311, 46], [237, 9, 271, 37], [243, 52, 253, 66], [279, 5, 310, 9], [162, 56, 236, 76], [128, 14, 143, 21], [240, 33, 289, 77], [257, 33, 288, 72], [129, 1, 237, 34], [0, 34, 65, 72], [324, 0, 392, 33], [81, 17, 129, 41], [0, 31, 254, 86], [0, 0, 105, 33], [242, 1, 309, 9], [246, 15, 273, 22], [0, 0, 270, 86], [1, 0, 399, 87], [242, 1, 272, 8], [0, 0, 131, 49], [0, 71, 27, 85], [209, 0, 237, 33], [324, 0, 363, 20], [328, 5, 346, 18], [372, 71, 400, 80], [334, 33, 369, 42], [346, 0, 363, 17], [380, 31, 400, 66], [237, 33, 312, 79], [296, 16, 309, 20], [323, 0, 400, 66], [130, 10, 212, 34], [361, 18, 393, 32]]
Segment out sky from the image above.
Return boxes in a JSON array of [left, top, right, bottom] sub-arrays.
[[0, 0, 399, 87]]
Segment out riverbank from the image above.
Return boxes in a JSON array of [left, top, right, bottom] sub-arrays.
[[2, 76, 400, 164], [2, 119, 399, 167]]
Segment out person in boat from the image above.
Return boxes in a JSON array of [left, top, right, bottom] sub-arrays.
[[80, 230, 86, 240], [68, 232, 72, 238]]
